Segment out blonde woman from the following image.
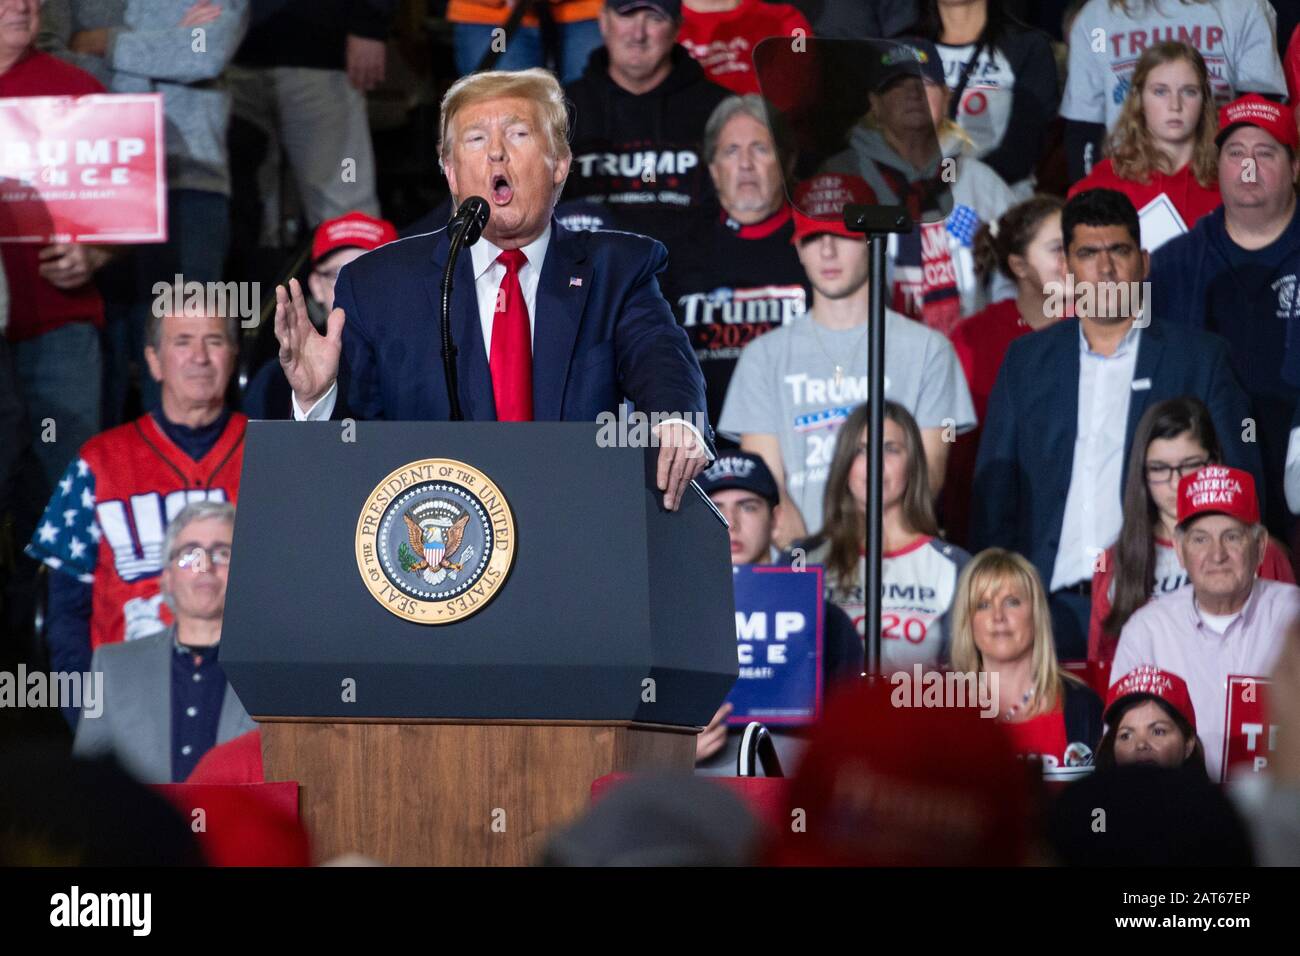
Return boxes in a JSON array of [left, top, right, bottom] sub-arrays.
[[1069, 41, 1221, 242], [949, 548, 1102, 769]]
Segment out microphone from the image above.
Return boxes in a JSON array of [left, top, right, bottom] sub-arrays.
[[441, 196, 491, 421]]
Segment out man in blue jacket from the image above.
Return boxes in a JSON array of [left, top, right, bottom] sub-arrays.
[[1148, 94, 1300, 541], [274, 67, 712, 510], [973, 188, 1261, 660]]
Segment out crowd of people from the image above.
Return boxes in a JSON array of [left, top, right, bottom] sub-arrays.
[[3, 0, 1300, 866]]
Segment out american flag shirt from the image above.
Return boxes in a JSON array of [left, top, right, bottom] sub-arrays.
[[27, 413, 246, 650]]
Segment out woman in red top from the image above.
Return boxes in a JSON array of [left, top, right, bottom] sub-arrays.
[[1088, 397, 1294, 669], [1068, 41, 1221, 241], [950, 548, 1102, 771], [942, 194, 1064, 546]]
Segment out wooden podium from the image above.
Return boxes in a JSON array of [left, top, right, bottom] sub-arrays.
[[223, 423, 737, 866], [260, 719, 695, 866]]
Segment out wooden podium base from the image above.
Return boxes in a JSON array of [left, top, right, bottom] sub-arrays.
[[259, 718, 697, 866]]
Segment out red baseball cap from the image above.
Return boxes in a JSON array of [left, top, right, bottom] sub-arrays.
[[1175, 465, 1260, 529], [1105, 666, 1197, 731], [1215, 93, 1300, 150], [790, 173, 876, 244], [311, 211, 398, 264], [763, 677, 1033, 866]]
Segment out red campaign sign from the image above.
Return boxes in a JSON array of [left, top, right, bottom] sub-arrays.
[[0, 93, 166, 243], [1221, 675, 1273, 782]]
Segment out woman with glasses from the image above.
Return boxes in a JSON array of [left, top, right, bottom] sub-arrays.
[[1088, 396, 1295, 668]]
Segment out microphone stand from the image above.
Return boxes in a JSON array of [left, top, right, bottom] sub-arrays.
[[441, 221, 470, 422], [842, 203, 913, 678]]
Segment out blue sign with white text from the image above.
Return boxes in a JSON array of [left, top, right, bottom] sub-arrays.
[[725, 565, 823, 726]]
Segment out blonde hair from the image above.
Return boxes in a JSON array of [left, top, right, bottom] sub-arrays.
[[1105, 41, 1218, 188], [949, 549, 1076, 717], [437, 68, 572, 174]]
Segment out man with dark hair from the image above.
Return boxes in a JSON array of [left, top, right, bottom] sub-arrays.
[[693, 451, 861, 773], [1150, 95, 1300, 540], [973, 187, 1262, 659]]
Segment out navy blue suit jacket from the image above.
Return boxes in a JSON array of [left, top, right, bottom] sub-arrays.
[[330, 218, 711, 439], [970, 318, 1263, 590]]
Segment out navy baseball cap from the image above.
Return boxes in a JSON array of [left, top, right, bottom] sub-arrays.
[[697, 452, 779, 507], [609, 0, 681, 19], [875, 37, 946, 90]]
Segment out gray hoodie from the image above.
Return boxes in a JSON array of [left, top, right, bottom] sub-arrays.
[[38, 0, 250, 196]]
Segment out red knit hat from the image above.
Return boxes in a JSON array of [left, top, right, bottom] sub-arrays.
[[764, 677, 1034, 866]]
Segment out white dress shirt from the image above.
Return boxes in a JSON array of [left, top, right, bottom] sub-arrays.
[[1050, 323, 1141, 591], [289, 226, 709, 455], [293, 228, 551, 421]]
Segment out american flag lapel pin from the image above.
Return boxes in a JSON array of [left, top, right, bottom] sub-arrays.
[[569, 276, 583, 287]]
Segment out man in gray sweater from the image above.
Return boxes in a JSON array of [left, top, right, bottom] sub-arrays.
[[39, 0, 249, 412]]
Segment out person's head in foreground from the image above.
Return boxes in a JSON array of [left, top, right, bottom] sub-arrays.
[[1173, 465, 1266, 617], [1216, 93, 1299, 223], [1095, 666, 1206, 776], [308, 211, 398, 313], [697, 451, 781, 564], [1046, 762, 1253, 866], [1060, 187, 1149, 322], [437, 68, 573, 249], [764, 677, 1035, 865], [541, 773, 760, 866], [949, 548, 1075, 721]]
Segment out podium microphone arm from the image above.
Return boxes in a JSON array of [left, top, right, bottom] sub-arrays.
[[441, 196, 490, 422]]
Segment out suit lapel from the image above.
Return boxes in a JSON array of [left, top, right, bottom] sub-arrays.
[[1125, 323, 1163, 461], [1050, 323, 1082, 480], [425, 236, 496, 420], [532, 222, 591, 421]]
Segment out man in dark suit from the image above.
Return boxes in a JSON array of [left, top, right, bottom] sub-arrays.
[[972, 189, 1262, 660], [273, 67, 711, 510]]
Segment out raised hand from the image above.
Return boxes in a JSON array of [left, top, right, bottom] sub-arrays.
[[275, 278, 343, 411]]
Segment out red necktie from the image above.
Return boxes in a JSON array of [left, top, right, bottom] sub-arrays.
[[490, 248, 533, 421]]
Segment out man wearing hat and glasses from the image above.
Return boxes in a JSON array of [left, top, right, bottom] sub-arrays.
[[1111, 464, 1300, 780]]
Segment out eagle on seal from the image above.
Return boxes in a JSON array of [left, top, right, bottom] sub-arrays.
[[403, 511, 471, 573]]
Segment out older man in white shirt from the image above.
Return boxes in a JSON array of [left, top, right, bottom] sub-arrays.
[[1112, 465, 1300, 781]]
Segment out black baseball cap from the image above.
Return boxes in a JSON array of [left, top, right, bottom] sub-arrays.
[[874, 37, 945, 90], [697, 452, 779, 507], [608, 0, 681, 19]]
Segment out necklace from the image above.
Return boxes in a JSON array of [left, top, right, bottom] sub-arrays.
[[808, 316, 870, 387], [1001, 685, 1035, 722]]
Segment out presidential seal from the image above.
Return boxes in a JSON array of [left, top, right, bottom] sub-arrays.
[[355, 458, 516, 624]]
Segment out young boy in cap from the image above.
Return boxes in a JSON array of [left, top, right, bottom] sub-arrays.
[[1111, 465, 1300, 780], [694, 451, 862, 772], [243, 211, 397, 419]]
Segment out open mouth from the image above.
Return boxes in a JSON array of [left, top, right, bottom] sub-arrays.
[[491, 173, 513, 205]]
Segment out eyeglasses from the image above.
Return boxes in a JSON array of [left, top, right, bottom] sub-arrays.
[[170, 545, 232, 570], [1144, 458, 1210, 484]]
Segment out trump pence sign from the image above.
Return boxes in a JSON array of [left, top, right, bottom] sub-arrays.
[[0, 93, 166, 243]]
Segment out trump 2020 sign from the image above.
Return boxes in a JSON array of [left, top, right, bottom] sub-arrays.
[[725, 565, 823, 726]]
